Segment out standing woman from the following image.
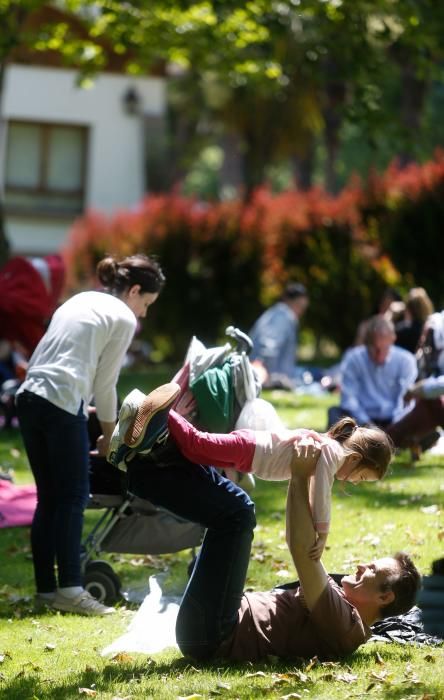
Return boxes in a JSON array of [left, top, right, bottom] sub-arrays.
[[16, 254, 165, 615]]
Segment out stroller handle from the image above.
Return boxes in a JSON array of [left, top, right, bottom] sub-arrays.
[[225, 326, 254, 355]]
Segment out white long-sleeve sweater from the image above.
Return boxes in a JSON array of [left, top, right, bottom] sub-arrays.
[[17, 291, 136, 423]]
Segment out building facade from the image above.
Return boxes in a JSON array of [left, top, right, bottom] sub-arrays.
[[2, 63, 165, 255]]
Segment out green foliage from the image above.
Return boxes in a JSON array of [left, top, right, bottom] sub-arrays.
[[363, 154, 444, 309]]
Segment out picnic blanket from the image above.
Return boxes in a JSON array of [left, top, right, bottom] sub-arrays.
[[0, 480, 36, 528]]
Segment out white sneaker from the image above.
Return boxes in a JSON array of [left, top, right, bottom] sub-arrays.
[[53, 590, 115, 616]]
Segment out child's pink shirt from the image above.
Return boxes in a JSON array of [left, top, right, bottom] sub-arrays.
[[252, 428, 346, 534]]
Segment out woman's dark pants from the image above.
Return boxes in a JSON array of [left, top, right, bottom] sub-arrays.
[[16, 391, 90, 592]]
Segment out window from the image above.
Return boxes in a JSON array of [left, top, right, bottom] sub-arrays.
[[5, 121, 88, 216]]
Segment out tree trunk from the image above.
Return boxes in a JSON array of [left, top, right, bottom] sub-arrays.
[[0, 59, 11, 266], [322, 78, 346, 193], [292, 137, 316, 191], [398, 62, 428, 167], [219, 130, 243, 196]]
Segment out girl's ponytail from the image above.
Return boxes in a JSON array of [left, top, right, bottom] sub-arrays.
[[327, 417, 357, 444]]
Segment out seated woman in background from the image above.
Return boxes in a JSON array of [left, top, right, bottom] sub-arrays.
[[394, 287, 434, 354]]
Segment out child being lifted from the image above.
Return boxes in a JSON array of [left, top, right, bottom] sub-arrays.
[[111, 382, 393, 560]]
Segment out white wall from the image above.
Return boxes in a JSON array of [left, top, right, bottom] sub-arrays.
[[2, 64, 166, 254]]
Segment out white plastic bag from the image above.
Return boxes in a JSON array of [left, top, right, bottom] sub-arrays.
[[235, 397, 284, 432]]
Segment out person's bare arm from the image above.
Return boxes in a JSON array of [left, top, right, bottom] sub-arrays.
[[286, 465, 329, 611], [96, 420, 116, 456]]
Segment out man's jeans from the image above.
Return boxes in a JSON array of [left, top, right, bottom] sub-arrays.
[[16, 391, 90, 591], [127, 444, 256, 660]]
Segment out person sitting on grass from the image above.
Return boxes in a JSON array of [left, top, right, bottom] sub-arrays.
[[108, 383, 420, 662], [116, 385, 393, 561]]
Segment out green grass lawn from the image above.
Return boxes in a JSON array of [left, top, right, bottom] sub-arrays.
[[0, 379, 443, 699]]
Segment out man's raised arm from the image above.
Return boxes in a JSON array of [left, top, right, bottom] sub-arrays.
[[286, 469, 329, 611]]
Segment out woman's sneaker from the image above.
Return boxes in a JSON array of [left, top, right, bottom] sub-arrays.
[[34, 592, 56, 611], [124, 382, 180, 451], [53, 590, 115, 616]]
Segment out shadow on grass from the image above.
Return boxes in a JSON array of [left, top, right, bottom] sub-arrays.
[[2, 634, 442, 699]]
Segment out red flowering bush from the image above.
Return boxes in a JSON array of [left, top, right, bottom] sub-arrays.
[[64, 149, 444, 361]]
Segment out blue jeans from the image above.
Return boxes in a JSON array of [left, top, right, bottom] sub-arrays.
[[16, 391, 90, 591], [127, 444, 256, 660]]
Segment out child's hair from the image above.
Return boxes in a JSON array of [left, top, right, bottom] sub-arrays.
[[328, 417, 394, 479]]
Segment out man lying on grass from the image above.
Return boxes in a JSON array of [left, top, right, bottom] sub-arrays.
[[121, 384, 421, 662]]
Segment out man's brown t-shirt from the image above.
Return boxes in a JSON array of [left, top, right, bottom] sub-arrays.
[[220, 577, 371, 662]]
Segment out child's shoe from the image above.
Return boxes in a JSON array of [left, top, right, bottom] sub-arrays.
[[107, 388, 146, 468], [124, 382, 180, 452]]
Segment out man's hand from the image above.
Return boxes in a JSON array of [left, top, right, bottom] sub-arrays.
[[293, 434, 322, 458], [309, 532, 328, 560]]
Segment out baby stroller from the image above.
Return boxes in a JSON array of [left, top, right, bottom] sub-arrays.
[[81, 326, 261, 603]]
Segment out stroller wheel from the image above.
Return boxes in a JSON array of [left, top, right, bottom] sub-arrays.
[[84, 561, 121, 604], [187, 554, 197, 578]]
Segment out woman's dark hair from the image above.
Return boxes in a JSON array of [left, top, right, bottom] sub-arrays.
[[96, 254, 165, 296]]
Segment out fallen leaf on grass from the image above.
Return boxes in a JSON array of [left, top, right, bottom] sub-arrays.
[[110, 652, 134, 663], [335, 672, 358, 683], [288, 670, 308, 683], [404, 528, 425, 545], [320, 671, 357, 684], [361, 534, 381, 547], [304, 656, 318, 672], [369, 669, 391, 683], [270, 676, 291, 686], [245, 671, 267, 678], [375, 651, 385, 665], [79, 689, 97, 697], [275, 569, 291, 578]]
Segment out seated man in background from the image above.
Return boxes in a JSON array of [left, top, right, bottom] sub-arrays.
[[249, 282, 309, 390], [328, 316, 417, 428]]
